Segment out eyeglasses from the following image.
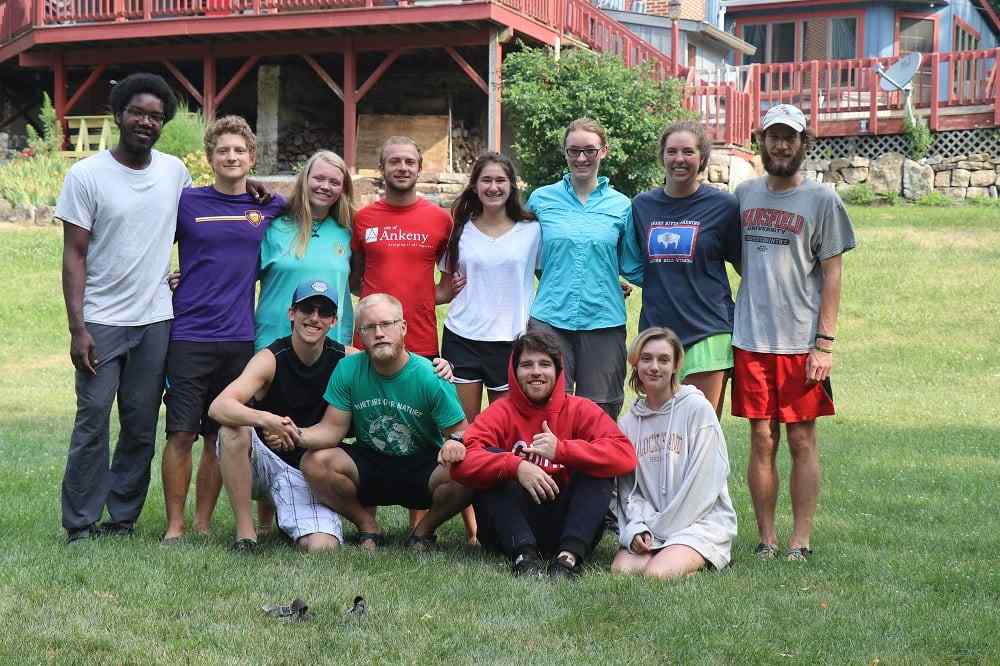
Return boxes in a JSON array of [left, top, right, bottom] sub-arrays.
[[296, 303, 336, 318], [358, 319, 403, 334], [565, 147, 603, 159], [125, 106, 166, 125]]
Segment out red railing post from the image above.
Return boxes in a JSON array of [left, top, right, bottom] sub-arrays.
[[114, 0, 125, 22], [869, 62, 878, 134], [145, 0, 152, 21], [994, 48, 1000, 126], [725, 84, 735, 145], [35, 0, 46, 26], [810, 60, 819, 131], [930, 51, 940, 130]]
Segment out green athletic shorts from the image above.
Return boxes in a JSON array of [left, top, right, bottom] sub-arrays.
[[681, 333, 734, 380]]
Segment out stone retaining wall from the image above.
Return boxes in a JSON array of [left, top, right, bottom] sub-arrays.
[[803, 152, 1000, 200]]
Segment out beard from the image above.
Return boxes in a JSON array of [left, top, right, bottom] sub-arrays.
[[761, 140, 807, 178], [368, 339, 402, 362], [384, 174, 417, 196]]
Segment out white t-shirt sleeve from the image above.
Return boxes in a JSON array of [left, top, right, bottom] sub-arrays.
[[55, 165, 96, 231]]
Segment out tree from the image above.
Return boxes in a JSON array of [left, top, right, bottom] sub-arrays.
[[502, 45, 691, 197]]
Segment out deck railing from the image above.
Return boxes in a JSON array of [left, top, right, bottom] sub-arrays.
[[2, 0, 675, 74], [685, 48, 1000, 145]]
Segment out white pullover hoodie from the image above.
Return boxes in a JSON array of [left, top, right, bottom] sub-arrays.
[[613, 385, 738, 569]]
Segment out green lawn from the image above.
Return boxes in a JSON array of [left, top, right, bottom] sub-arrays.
[[1, 207, 998, 664]]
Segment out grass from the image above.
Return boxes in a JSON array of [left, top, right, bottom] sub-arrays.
[[1, 206, 999, 664]]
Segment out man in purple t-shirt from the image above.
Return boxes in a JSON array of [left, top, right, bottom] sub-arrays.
[[161, 116, 285, 543]]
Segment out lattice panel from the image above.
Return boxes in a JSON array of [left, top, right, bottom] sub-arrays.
[[809, 129, 1000, 160]]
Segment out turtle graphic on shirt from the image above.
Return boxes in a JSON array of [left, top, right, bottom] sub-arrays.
[[369, 415, 414, 454]]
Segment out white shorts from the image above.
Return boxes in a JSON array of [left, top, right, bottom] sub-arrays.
[[248, 430, 343, 543]]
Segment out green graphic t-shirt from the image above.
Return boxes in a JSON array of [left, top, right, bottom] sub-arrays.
[[324, 353, 465, 456]]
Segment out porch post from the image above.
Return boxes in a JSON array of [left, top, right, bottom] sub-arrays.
[[203, 55, 217, 121], [488, 29, 502, 151], [53, 54, 67, 147], [344, 43, 358, 173]]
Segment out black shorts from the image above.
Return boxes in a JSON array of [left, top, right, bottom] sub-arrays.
[[341, 445, 439, 510], [441, 326, 512, 392], [164, 340, 254, 436]]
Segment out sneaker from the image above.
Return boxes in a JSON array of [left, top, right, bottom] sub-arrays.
[[98, 521, 135, 538], [548, 552, 582, 580], [755, 543, 779, 560], [786, 547, 813, 562], [511, 549, 546, 578], [66, 524, 99, 545], [231, 538, 258, 553]]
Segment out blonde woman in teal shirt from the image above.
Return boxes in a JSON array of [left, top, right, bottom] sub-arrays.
[[527, 118, 633, 418], [256, 151, 356, 349]]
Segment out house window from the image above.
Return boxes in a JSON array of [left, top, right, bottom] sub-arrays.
[[898, 16, 935, 104], [801, 17, 858, 61], [741, 15, 860, 65]]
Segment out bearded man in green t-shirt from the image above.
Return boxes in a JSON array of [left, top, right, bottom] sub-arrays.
[[295, 293, 472, 551]]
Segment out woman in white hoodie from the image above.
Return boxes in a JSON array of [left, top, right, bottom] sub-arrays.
[[611, 327, 738, 578]]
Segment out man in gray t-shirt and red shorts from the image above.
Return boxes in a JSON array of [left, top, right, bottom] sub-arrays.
[[732, 104, 856, 562]]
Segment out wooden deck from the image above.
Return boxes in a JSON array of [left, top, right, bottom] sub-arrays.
[[686, 49, 1000, 146], [0, 0, 681, 167]]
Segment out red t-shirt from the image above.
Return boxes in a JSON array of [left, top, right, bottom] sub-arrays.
[[351, 198, 453, 357]]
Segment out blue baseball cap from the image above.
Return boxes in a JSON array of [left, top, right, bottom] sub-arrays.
[[292, 279, 338, 311]]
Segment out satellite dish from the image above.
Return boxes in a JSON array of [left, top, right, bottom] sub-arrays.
[[877, 52, 922, 125]]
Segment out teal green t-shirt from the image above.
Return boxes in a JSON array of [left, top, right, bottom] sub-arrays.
[[323, 353, 465, 456], [255, 214, 354, 350]]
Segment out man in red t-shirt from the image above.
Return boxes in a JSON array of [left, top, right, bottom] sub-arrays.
[[350, 136, 454, 358], [349, 136, 476, 539]]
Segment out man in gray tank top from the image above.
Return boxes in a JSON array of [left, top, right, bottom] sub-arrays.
[[731, 104, 856, 562]]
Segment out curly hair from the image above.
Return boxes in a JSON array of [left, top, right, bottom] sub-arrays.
[[109, 73, 178, 123], [511, 331, 564, 379], [204, 115, 256, 162]]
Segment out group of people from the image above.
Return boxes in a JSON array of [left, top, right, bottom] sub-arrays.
[[56, 71, 854, 581]]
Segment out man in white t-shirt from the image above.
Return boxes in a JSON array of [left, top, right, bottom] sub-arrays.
[[57, 73, 192, 544]]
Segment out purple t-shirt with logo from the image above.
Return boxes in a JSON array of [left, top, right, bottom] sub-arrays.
[[171, 186, 286, 342]]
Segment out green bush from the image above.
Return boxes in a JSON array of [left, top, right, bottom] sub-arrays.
[[915, 190, 954, 207], [881, 190, 901, 206], [502, 45, 691, 197], [903, 114, 933, 160], [25, 93, 63, 156], [841, 182, 876, 205], [0, 152, 70, 206], [154, 104, 206, 160]]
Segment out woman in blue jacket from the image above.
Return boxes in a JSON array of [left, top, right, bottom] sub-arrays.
[[527, 117, 634, 419]]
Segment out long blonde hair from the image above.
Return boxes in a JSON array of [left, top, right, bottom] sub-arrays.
[[627, 327, 685, 397], [286, 150, 355, 257]]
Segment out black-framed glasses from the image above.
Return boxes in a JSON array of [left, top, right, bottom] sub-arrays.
[[296, 302, 336, 318], [565, 147, 603, 159], [358, 319, 402, 334], [125, 106, 166, 125]]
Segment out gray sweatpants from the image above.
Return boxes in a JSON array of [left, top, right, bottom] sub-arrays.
[[61, 320, 170, 531]]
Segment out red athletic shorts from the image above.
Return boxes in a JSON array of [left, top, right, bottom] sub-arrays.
[[731, 348, 835, 423]]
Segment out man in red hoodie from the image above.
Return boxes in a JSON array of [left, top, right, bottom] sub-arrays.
[[449, 331, 637, 578]]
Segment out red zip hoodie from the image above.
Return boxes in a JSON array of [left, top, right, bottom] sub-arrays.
[[450, 360, 637, 490]]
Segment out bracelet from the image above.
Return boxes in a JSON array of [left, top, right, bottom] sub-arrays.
[[815, 334, 836, 342], [448, 432, 464, 443], [813, 347, 833, 354]]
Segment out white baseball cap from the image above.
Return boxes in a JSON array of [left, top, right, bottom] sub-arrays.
[[761, 104, 807, 132]]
